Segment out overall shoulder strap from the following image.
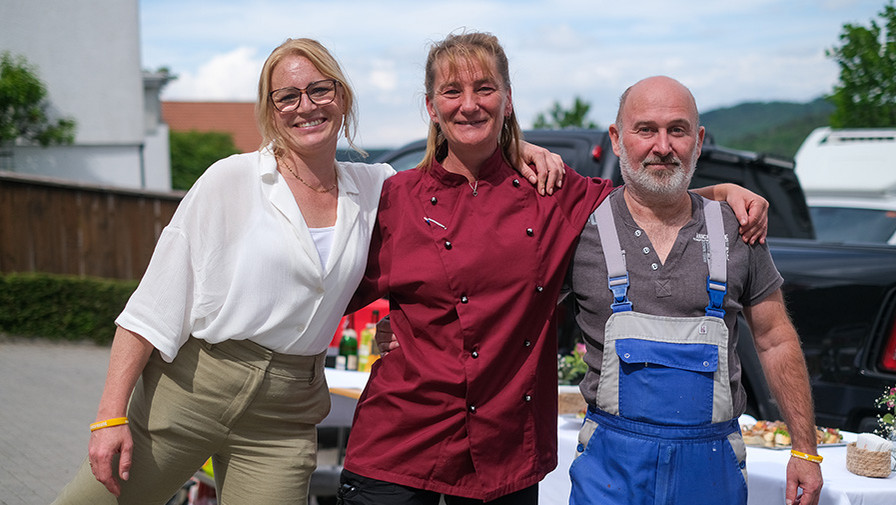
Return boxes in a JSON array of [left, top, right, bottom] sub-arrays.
[[593, 199, 632, 313], [702, 199, 727, 318]]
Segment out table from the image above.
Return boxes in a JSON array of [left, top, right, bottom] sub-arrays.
[[544, 415, 896, 505], [319, 371, 896, 504], [746, 436, 895, 505], [320, 368, 368, 427]]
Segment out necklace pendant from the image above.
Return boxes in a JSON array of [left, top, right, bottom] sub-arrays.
[[469, 180, 479, 196]]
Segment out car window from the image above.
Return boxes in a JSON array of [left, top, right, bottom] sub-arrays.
[[527, 141, 582, 172], [809, 206, 896, 244], [382, 148, 425, 172]]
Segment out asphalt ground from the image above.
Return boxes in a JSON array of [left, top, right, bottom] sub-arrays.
[[0, 337, 109, 505]]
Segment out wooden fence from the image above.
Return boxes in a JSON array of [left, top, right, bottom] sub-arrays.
[[0, 171, 184, 280]]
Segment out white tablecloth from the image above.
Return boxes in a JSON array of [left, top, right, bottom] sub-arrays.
[[543, 415, 896, 505], [321, 371, 896, 504], [745, 438, 895, 505]]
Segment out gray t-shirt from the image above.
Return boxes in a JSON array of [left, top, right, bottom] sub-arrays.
[[569, 188, 783, 416]]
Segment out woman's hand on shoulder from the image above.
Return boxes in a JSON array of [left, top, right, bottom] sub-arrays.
[[722, 183, 769, 244], [515, 141, 565, 196]]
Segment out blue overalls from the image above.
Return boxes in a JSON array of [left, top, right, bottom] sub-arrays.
[[569, 199, 748, 505]]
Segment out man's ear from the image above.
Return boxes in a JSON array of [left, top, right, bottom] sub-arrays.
[[609, 123, 622, 157], [696, 125, 705, 157]]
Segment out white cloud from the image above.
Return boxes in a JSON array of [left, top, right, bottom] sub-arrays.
[[162, 46, 261, 101], [367, 59, 399, 93]]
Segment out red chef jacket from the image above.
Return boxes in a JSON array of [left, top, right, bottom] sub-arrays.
[[345, 148, 614, 500]]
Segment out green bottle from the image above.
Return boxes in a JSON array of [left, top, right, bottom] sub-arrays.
[[338, 315, 358, 371]]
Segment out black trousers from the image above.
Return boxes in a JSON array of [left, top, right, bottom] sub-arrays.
[[337, 470, 539, 505]]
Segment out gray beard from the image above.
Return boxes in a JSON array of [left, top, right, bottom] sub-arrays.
[[618, 142, 697, 199]]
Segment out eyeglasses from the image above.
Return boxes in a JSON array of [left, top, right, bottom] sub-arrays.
[[270, 79, 339, 112]]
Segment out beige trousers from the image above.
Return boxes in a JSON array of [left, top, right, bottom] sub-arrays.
[[53, 337, 330, 505]]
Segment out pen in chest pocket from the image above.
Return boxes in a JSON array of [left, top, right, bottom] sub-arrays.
[[423, 217, 447, 229]]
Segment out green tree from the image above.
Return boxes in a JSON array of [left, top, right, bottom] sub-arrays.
[[169, 130, 240, 190], [826, 1, 896, 127], [532, 96, 598, 129], [0, 51, 76, 146]]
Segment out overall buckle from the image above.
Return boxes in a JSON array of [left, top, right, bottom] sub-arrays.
[[705, 276, 726, 319], [609, 274, 633, 313]]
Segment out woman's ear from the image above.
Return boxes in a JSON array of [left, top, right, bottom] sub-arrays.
[[425, 95, 440, 124], [504, 88, 513, 117]]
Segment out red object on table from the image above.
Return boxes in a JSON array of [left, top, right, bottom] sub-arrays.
[[329, 299, 390, 347]]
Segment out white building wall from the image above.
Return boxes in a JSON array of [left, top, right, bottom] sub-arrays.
[[143, 124, 172, 190], [12, 145, 146, 188], [0, 0, 171, 191]]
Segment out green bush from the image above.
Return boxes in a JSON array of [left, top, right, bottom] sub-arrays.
[[0, 272, 137, 344], [170, 130, 240, 190]]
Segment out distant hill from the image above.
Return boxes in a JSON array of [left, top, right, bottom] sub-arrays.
[[701, 97, 834, 159]]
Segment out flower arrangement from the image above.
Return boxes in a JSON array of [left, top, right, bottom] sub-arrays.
[[558, 343, 588, 385], [875, 385, 896, 439]]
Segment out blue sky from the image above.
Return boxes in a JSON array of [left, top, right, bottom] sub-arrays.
[[140, 0, 888, 148]]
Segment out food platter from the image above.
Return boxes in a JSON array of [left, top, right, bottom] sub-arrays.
[[741, 420, 846, 450]]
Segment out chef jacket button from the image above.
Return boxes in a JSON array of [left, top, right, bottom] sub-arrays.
[[642, 247, 650, 254], [523, 340, 532, 347], [468, 405, 477, 413], [535, 285, 544, 293], [431, 196, 438, 204], [526, 228, 534, 236], [513, 179, 521, 187], [461, 295, 469, 304], [523, 394, 532, 402], [635, 230, 642, 237], [651, 263, 659, 270], [445, 241, 452, 250]]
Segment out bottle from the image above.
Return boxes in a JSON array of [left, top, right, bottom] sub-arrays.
[[358, 310, 379, 372], [334, 317, 348, 370], [338, 314, 358, 371]]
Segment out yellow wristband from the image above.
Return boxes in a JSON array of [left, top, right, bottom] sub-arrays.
[[90, 417, 129, 432], [790, 450, 823, 464]]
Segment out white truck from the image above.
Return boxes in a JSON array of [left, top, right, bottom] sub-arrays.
[[794, 127, 896, 245]]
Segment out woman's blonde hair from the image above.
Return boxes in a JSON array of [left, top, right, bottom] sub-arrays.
[[418, 31, 521, 171], [255, 38, 364, 157]]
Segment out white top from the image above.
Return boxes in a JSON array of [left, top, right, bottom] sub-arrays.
[[116, 147, 395, 362], [309, 225, 336, 269]]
